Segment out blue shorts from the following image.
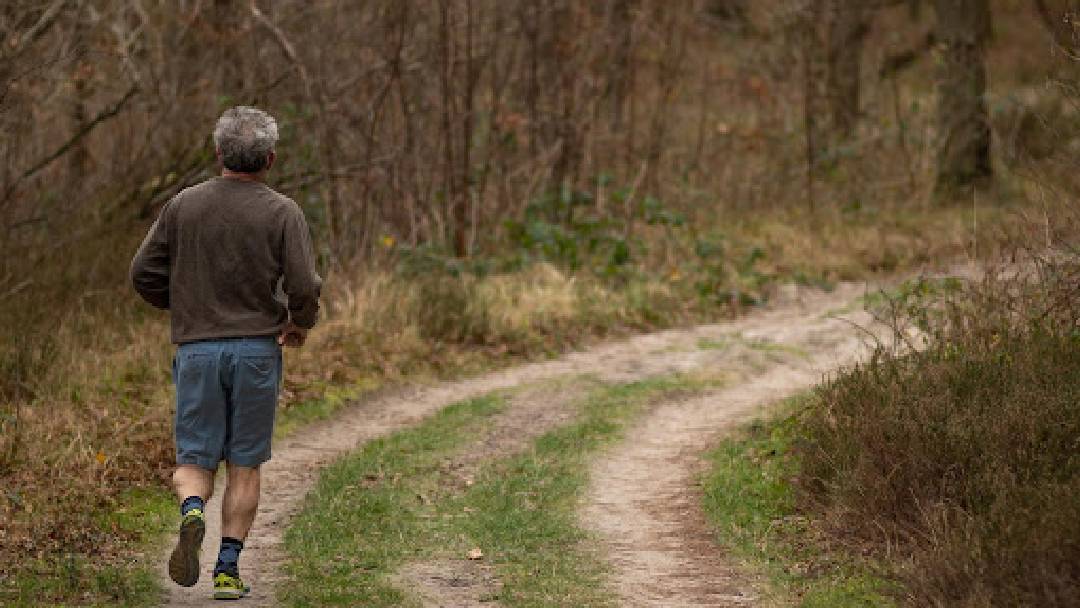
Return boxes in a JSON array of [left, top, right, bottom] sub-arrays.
[[172, 337, 282, 470]]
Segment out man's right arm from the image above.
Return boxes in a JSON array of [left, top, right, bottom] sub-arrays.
[[129, 202, 173, 310]]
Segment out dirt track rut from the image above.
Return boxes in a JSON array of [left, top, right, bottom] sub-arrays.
[[582, 294, 877, 607]]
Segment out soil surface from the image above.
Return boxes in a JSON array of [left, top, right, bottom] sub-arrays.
[[581, 290, 879, 607], [158, 281, 878, 607]]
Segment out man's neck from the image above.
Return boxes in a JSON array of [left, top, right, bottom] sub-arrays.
[[221, 169, 264, 182]]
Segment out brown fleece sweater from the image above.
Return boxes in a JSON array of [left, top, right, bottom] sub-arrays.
[[130, 176, 322, 344]]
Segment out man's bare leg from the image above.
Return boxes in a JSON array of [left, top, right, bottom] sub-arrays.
[[173, 464, 214, 503], [169, 464, 213, 587], [222, 463, 261, 540], [211, 463, 260, 595]]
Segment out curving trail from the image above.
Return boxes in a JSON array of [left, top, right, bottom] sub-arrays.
[[157, 282, 878, 607], [581, 296, 878, 607]]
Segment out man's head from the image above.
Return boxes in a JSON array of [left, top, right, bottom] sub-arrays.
[[213, 106, 279, 174]]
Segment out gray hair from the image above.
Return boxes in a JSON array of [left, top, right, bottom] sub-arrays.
[[213, 106, 279, 173]]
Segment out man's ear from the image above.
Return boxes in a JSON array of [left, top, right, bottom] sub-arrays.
[[265, 151, 276, 172]]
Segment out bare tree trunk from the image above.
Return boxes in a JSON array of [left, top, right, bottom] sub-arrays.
[[550, 0, 576, 200], [643, 7, 684, 196], [438, 0, 459, 255], [708, 0, 749, 27], [801, 0, 829, 210], [458, 0, 477, 257], [826, 0, 869, 140], [934, 0, 992, 195], [610, 0, 634, 131], [521, 2, 541, 159], [67, 2, 90, 177], [621, 0, 638, 172], [213, 0, 245, 96], [800, 0, 871, 177], [438, 0, 472, 258]]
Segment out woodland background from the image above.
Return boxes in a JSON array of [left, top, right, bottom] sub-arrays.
[[1, 1, 1078, 606]]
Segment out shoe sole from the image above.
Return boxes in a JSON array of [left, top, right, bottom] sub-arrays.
[[168, 517, 205, 587], [213, 588, 249, 600]]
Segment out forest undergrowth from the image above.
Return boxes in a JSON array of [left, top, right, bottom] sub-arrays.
[[697, 200, 1078, 608], [790, 209, 1080, 607]]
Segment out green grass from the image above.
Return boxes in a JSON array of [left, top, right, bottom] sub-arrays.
[[821, 276, 966, 320], [1, 486, 174, 608], [697, 334, 810, 360], [281, 376, 698, 607], [696, 337, 731, 350], [742, 337, 810, 360], [1, 558, 161, 608], [275, 379, 379, 438], [701, 398, 897, 608], [283, 393, 507, 606], [456, 378, 691, 606]]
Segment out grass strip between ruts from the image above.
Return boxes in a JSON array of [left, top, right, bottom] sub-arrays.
[[700, 396, 898, 608], [280, 376, 696, 607]]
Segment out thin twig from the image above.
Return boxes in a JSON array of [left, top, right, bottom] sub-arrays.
[[0, 278, 32, 300]]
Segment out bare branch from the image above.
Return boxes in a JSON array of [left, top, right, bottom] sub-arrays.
[[249, 0, 312, 98], [2, 0, 72, 60], [2, 84, 138, 204], [1033, 0, 1078, 54]]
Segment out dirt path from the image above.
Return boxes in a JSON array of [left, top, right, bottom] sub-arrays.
[[581, 301, 878, 607], [159, 282, 875, 607]]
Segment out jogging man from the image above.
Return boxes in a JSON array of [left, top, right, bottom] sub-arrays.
[[130, 106, 321, 599]]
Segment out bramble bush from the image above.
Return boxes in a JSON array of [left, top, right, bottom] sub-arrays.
[[798, 253, 1080, 607]]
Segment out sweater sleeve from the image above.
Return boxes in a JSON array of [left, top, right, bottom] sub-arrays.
[[281, 205, 322, 329], [129, 201, 173, 310]]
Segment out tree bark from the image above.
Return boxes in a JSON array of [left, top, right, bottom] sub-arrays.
[[609, 0, 634, 131], [67, 1, 90, 176], [826, 0, 869, 140], [212, 0, 246, 96], [707, 0, 749, 26], [934, 0, 992, 195], [801, 0, 830, 202]]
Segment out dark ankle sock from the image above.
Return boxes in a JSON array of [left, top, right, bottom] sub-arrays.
[[214, 537, 244, 577], [180, 495, 204, 517]]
